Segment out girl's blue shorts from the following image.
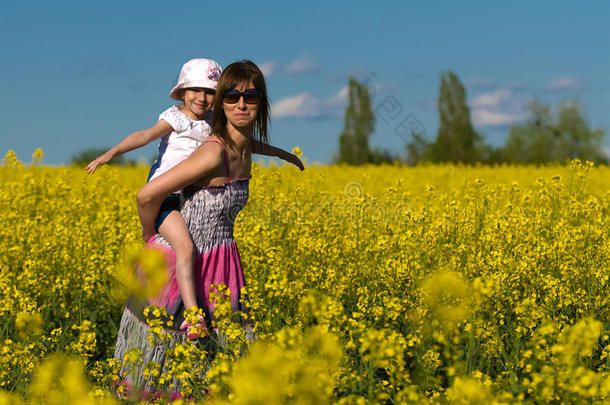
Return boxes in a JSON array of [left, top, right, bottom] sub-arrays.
[[154, 194, 180, 233]]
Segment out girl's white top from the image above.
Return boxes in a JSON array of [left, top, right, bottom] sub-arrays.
[[148, 106, 212, 182]]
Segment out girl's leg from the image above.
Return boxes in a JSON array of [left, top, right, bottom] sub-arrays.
[[158, 211, 198, 309]]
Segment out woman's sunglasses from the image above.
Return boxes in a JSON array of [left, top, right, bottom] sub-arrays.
[[223, 89, 260, 104]]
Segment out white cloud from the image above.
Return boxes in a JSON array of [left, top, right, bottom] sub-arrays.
[[258, 55, 319, 78], [327, 86, 349, 107], [284, 55, 316, 75], [471, 88, 512, 108], [471, 109, 526, 126], [467, 78, 582, 127], [548, 77, 582, 91], [470, 87, 529, 127], [272, 85, 349, 119], [259, 61, 277, 78], [272, 93, 322, 118]]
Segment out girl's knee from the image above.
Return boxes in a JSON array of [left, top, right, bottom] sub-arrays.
[[173, 238, 195, 258]]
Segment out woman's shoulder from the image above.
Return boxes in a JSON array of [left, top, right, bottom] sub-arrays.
[[195, 135, 226, 161], [185, 136, 229, 186], [202, 135, 227, 150]]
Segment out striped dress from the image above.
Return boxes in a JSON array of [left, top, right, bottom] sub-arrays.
[[113, 139, 251, 399]]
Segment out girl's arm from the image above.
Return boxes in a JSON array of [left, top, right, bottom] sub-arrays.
[[85, 120, 173, 174], [136, 142, 224, 241], [252, 140, 304, 171]]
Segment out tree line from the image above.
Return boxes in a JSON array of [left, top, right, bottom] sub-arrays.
[[72, 72, 606, 167], [335, 72, 607, 165]]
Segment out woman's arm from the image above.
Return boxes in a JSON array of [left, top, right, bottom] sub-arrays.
[[136, 142, 225, 241], [252, 140, 304, 171], [86, 120, 173, 174]]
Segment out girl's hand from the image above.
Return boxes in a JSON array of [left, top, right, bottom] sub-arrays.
[[180, 314, 207, 340], [85, 153, 112, 174]]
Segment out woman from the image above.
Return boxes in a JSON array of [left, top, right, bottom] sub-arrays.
[[113, 60, 269, 399]]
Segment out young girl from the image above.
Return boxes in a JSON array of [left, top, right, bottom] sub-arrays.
[[87, 58, 303, 336]]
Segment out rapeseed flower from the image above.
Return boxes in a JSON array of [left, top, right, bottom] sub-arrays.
[[3, 155, 610, 402]]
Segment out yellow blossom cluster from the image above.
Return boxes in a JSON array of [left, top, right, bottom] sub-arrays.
[[2, 149, 610, 403]]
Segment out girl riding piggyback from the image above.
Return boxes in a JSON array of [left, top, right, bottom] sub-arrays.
[[87, 58, 303, 333]]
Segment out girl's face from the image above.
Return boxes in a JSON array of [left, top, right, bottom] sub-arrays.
[[182, 88, 215, 120], [222, 80, 259, 132]]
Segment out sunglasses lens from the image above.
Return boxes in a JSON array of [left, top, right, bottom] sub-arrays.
[[223, 90, 260, 104], [223, 93, 240, 103], [243, 93, 260, 104]]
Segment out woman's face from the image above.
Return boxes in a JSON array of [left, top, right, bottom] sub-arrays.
[[222, 80, 259, 131]]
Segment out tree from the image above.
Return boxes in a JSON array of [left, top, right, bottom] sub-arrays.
[[369, 147, 396, 165], [404, 130, 430, 166], [337, 78, 375, 165], [503, 99, 607, 164], [429, 71, 484, 163]]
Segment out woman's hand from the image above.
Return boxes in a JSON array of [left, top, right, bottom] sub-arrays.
[[284, 153, 304, 171], [142, 227, 156, 243], [251, 141, 304, 171]]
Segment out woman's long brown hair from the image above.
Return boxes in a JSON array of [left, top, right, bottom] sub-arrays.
[[212, 60, 270, 149]]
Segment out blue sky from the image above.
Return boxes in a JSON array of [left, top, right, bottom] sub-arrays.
[[1, 1, 608, 165]]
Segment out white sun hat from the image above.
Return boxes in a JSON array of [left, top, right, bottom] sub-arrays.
[[169, 58, 223, 100]]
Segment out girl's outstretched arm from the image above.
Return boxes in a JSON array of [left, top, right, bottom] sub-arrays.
[[85, 120, 173, 174], [252, 140, 304, 170]]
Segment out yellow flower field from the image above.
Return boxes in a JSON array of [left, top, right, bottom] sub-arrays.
[[1, 149, 610, 404]]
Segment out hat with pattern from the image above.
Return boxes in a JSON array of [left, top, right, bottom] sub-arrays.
[[169, 58, 223, 100]]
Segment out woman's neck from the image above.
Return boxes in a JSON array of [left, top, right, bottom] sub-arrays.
[[226, 122, 252, 155]]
